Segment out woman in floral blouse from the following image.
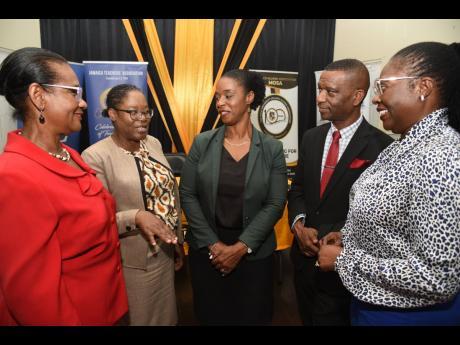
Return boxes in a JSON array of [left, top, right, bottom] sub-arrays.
[[318, 42, 460, 325], [82, 84, 184, 325]]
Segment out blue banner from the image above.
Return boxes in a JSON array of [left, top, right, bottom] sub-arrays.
[[17, 61, 85, 152], [83, 61, 148, 145]]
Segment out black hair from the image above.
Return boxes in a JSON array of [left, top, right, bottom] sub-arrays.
[[0, 47, 68, 120], [222, 69, 266, 110], [324, 58, 370, 91], [101, 84, 142, 117], [392, 41, 460, 133], [449, 42, 460, 56]]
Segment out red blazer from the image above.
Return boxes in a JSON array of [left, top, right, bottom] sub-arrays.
[[0, 131, 128, 325]]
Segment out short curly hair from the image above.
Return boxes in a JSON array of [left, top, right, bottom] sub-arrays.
[[324, 58, 370, 91], [222, 69, 266, 110]]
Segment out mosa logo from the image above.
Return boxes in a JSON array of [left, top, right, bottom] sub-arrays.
[[257, 95, 293, 139]]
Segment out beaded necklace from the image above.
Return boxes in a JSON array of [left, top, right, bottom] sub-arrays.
[[48, 148, 70, 161], [18, 131, 70, 162]]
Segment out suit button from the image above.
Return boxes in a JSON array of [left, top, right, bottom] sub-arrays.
[[117, 265, 121, 271], [315, 211, 320, 215], [117, 242, 120, 248]]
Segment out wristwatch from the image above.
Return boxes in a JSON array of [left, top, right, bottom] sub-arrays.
[[241, 241, 252, 254]]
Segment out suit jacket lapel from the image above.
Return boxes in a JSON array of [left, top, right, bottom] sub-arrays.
[[210, 127, 225, 218], [319, 119, 371, 203], [245, 126, 261, 188]]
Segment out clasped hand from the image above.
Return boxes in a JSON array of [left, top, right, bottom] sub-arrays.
[[294, 221, 343, 272], [208, 241, 247, 276]]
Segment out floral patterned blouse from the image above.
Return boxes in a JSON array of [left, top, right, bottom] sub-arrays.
[[336, 108, 460, 308], [121, 141, 178, 230]]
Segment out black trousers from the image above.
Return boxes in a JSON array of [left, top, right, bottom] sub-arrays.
[[189, 248, 274, 326], [291, 242, 351, 326]]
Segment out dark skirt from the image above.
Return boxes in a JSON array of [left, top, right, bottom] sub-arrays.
[[188, 245, 274, 326], [351, 293, 460, 326]]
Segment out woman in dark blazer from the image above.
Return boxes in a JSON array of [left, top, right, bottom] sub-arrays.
[[179, 69, 288, 325]]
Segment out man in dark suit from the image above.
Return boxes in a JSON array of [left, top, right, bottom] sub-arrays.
[[288, 59, 393, 326]]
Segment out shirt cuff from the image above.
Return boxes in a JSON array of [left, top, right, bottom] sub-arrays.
[[291, 213, 306, 231]]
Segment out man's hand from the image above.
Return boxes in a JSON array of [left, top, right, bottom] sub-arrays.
[[293, 220, 319, 257], [320, 231, 343, 247], [135, 210, 178, 246]]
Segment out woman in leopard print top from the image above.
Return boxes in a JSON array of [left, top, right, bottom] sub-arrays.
[[318, 42, 460, 325]]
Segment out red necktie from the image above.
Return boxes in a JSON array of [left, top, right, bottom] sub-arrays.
[[320, 130, 341, 198]]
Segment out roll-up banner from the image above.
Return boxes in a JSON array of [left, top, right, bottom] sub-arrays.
[[83, 61, 148, 145], [249, 69, 298, 177], [249, 69, 298, 251]]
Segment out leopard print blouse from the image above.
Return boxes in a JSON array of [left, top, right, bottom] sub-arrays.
[[336, 108, 460, 308]]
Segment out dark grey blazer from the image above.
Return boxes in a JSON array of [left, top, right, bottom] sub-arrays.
[[179, 125, 288, 261]]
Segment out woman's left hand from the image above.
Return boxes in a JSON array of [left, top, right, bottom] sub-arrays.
[[174, 244, 185, 271], [210, 242, 247, 275], [317, 245, 342, 272]]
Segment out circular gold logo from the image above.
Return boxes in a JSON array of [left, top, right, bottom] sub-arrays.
[[258, 95, 292, 139]]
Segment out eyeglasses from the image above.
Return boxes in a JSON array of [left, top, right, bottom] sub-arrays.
[[113, 108, 154, 121], [41, 84, 83, 102], [373, 77, 418, 96]]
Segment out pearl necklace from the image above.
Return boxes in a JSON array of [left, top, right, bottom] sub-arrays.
[[224, 138, 250, 147], [18, 131, 70, 162], [49, 148, 71, 162]]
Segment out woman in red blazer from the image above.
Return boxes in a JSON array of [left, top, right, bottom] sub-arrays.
[[0, 48, 128, 325]]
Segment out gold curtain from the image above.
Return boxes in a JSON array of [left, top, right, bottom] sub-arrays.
[[174, 20, 214, 146], [143, 19, 191, 151], [122, 19, 177, 152], [239, 19, 267, 68]]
